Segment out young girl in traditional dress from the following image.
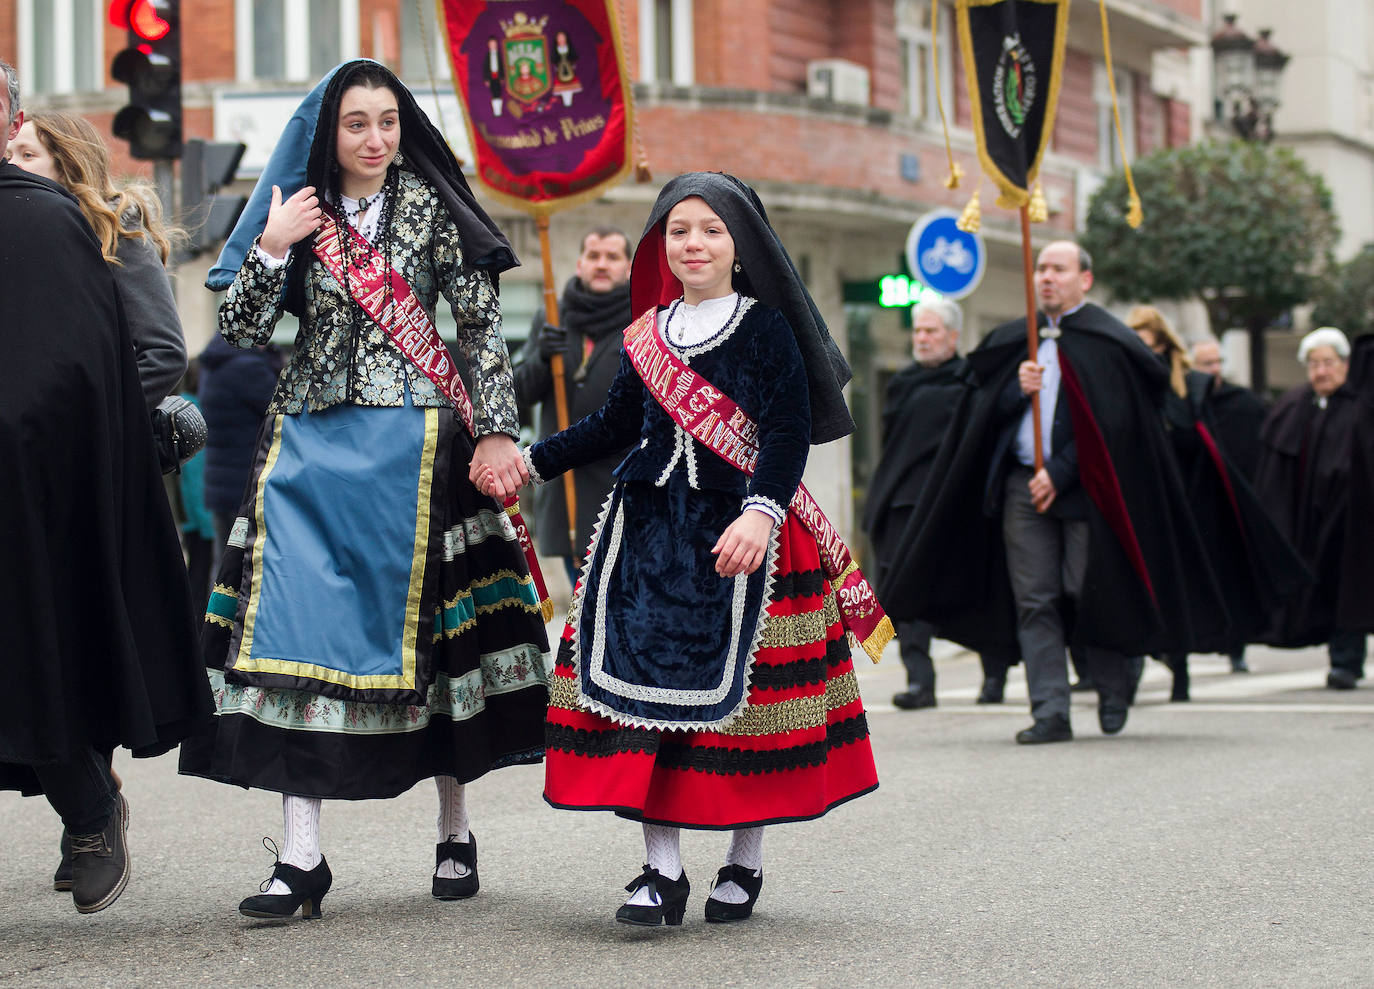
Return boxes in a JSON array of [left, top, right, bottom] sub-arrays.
[[180, 60, 550, 919], [481, 173, 885, 926]]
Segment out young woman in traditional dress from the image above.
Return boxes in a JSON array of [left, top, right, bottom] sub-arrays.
[[179, 59, 550, 920], [481, 172, 885, 926]]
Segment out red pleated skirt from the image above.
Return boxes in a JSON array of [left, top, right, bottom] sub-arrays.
[[543, 513, 879, 830]]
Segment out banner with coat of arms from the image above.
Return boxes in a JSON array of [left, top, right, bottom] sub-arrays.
[[955, 0, 1069, 210], [439, 0, 635, 214]]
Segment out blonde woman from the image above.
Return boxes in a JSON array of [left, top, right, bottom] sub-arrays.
[[9, 111, 185, 408]]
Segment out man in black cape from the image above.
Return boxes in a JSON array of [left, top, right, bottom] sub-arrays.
[[0, 59, 210, 913], [864, 298, 1016, 708], [514, 226, 634, 586], [879, 241, 1227, 743], [1254, 328, 1370, 688]]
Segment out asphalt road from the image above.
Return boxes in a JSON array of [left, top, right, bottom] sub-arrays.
[[3, 637, 1371, 987]]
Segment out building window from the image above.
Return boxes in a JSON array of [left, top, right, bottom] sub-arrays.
[[401, 0, 453, 82], [896, 0, 952, 123], [1095, 62, 1136, 171], [17, 0, 102, 95], [638, 0, 693, 85], [237, 0, 360, 83]]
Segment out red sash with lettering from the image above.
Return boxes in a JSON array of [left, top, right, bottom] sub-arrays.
[[314, 209, 553, 620], [622, 308, 892, 662]]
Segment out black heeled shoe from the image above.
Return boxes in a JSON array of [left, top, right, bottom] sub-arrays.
[[704, 864, 763, 923], [615, 865, 690, 927], [432, 831, 479, 900], [238, 840, 332, 920]]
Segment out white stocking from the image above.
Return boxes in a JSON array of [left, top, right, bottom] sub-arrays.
[[626, 824, 682, 906], [266, 795, 321, 894], [435, 776, 471, 880], [709, 827, 764, 904]]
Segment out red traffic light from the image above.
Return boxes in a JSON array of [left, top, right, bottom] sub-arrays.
[[107, 0, 174, 41]]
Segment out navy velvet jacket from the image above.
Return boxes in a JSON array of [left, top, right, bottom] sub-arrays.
[[527, 300, 811, 518]]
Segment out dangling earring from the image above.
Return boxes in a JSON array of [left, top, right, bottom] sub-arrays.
[[392, 150, 405, 168], [733, 260, 742, 273]]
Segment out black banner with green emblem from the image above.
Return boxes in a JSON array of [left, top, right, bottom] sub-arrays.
[[956, 0, 1069, 209]]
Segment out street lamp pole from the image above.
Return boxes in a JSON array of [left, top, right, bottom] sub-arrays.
[[1210, 13, 1290, 393]]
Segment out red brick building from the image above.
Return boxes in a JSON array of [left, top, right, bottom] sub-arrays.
[[2, 0, 1207, 536]]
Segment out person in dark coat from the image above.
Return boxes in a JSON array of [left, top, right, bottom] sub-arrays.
[[513, 226, 633, 586], [0, 59, 210, 915], [1254, 327, 1368, 689], [198, 333, 283, 547], [864, 299, 1016, 708], [1191, 336, 1268, 672], [1337, 333, 1374, 635], [1129, 307, 1308, 700], [880, 241, 1229, 744]]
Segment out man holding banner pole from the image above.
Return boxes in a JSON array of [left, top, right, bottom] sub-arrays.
[[514, 225, 634, 585]]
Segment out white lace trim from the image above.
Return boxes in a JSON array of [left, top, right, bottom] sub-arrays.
[[563, 488, 782, 732], [742, 495, 786, 527], [663, 295, 755, 360], [521, 446, 545, 486]]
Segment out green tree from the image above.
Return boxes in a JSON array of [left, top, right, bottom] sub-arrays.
[[1080, 140, 1338, 392], [1311, 243, 1374, 337]]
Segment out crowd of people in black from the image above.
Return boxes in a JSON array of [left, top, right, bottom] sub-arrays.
[[866, 242, 1373, 743]]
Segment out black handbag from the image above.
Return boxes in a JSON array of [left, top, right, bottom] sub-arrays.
[[151, 395, 208, 474]]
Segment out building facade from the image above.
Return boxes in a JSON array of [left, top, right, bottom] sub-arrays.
[[2, 0, 1209, 543]]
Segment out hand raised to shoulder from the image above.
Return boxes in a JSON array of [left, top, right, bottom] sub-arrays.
[[259, 185, 324, 259]]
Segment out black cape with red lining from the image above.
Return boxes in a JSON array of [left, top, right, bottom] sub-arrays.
[[878, 303, 1229, 657], [0, 164, 211, 793], [1166, 371, 1310, 651]]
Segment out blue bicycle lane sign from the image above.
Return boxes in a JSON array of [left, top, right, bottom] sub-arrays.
[[905, 207, 986, 300]]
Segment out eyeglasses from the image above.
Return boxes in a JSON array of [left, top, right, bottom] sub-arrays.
[[1306, 357, 1344, 370]]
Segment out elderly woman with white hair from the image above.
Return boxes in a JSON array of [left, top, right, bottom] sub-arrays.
[[1254, 327, 1367, 688]]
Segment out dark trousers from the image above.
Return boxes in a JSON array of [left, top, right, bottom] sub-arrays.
[[1003, 468, 1132, 721], [33, 746, 117, 835], [1329, 630, 1367, 678], [896, 618, 936, 689]]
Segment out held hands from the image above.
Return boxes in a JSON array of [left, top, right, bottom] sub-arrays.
[[470, 434, 529, 502], [259, 185, 324, 259], [712, 509, 774, 578], [1018, 360, 1044, 396], [1028, 467, 1057, 514]]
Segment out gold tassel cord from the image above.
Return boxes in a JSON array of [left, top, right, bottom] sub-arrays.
[[416, 0, 456, 158], [615, 0, 653, 183], [1098, 0, 1143, 228], [957, 185, 981, 233], [930, 0, 961, 189], [1028, 179, 1048, 223]]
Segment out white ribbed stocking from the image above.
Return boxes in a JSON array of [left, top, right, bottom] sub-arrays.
[[265, 795, 321, 894], [709, 827, 764, 904], [626, 824, 682, 906], [435, 776, 471, 879]]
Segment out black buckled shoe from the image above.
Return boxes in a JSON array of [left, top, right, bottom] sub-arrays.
[[238, 840, 332, 920], [1015, 715, 1073, 745], [704, 864, 763, 923], [53, 829, 73, 892], [615, 865, 690, 927], [70, 794, 131, 914], [432, 832, 479, 900]]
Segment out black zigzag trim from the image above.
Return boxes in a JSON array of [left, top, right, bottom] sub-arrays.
[[825, 635, 853, 669], [655, 714, 871, 777], [545, 721, 659, 758], [748, 656, 828, 691], [769, 568, 826, 602]]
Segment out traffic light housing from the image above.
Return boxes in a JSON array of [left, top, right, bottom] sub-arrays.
[[109, 1, 182, 160], [181, 139, 248, 256]]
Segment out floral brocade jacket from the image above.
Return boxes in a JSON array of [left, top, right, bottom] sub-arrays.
[[218, 169, 520, 438]]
